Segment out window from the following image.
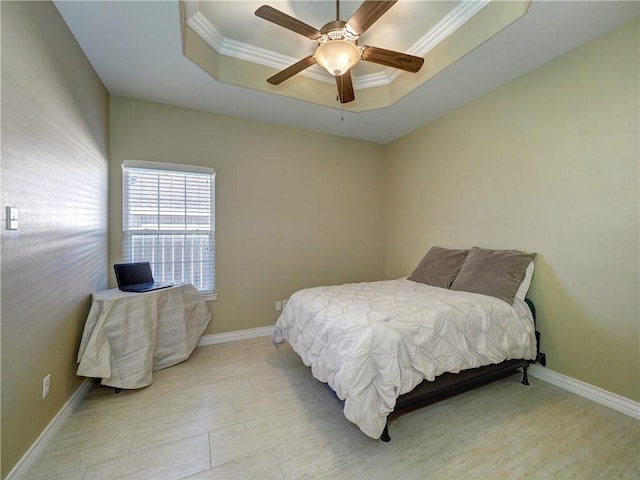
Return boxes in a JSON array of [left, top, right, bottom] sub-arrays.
[[123, 160, 215, 297]]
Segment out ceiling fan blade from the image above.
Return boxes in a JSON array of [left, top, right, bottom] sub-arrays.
[[335, 71, 355, 104], [267, 56, 317, 85], [346, 0, 397, 36], [361, 45, 424, 73], [255, 5, 322, 40]]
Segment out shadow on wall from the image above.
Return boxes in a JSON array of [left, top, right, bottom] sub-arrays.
[[526, 255, 636, 397]]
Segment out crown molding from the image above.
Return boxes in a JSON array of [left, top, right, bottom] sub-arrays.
[[183, 0, 199, 20], [185, 10, 334, 85], [385, 0, 491, 83], [411, 0, 490, 56], [185, 0, 490, 90], [186, 11, 224, 50], [222, 37, 334, 84]]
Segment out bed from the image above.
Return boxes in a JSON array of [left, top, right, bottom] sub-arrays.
[[272, 246, 540, 441]]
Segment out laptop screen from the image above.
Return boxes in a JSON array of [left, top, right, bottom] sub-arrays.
[[114, 262, 154, 288]]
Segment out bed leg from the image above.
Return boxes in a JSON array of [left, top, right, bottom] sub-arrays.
[[521, 366, 530, 386], [380, 422, 391, 442]]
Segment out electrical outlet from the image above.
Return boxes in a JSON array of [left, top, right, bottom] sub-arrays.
[[537, 352, 547, 366], [282, 300, 288, 309], [275, 301, 282, 311], [42, 374, 51, 399]]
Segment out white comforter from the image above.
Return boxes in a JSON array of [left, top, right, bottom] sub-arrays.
[[272, 278, 536, 438]]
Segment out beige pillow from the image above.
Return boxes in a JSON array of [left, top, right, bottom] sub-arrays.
[[450, 247, 536, 304], [409, 247, 470, 288]]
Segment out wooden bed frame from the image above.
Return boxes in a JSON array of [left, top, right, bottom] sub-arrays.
[[327, 298, 543, 442]]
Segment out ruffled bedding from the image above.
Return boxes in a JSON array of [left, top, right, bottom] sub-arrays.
[[272, 278, 536, 438]]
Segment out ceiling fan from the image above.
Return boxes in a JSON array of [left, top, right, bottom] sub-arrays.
[[255, 0, 425, 104]]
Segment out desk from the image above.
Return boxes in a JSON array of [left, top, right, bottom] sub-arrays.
[[77, 284, 211, 389]]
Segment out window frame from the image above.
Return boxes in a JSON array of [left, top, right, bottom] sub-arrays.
[[122, 160, 217, 301]]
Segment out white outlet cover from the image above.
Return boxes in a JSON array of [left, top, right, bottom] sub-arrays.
[[42, 374, 51, 399]]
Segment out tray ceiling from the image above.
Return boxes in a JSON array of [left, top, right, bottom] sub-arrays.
[[53, 1, 639, 143], [182, 1, 529, 110]]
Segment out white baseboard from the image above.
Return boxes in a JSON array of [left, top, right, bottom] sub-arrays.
[[198, 325, 273, 346], [528, 364, 640, 420], [7, 378, 93, 480]]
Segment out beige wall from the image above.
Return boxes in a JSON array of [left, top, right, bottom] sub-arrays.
[[1, 3, 637, 476], [384, 18, 640, 401], [1, 1, 110, 477], [109, 97, 386, 334]]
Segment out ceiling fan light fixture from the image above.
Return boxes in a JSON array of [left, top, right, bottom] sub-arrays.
[[315, 40, 361, 76]]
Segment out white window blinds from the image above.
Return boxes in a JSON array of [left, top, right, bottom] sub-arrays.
[[123, 161, 215, 294]]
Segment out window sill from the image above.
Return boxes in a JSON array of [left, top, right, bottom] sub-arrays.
[[203, 293, 218, 301]]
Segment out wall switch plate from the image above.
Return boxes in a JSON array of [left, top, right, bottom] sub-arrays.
[[6, 206, 18, 230], [275, 301, 282, 311]]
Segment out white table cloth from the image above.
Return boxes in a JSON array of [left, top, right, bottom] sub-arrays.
[[77, 284, 211, 389]]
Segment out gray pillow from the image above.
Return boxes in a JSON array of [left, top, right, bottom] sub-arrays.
[[409, 247, 470, 288], [450, 247, 537, 304]]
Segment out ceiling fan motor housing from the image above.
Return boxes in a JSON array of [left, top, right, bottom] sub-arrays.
[[319, 20, 358, 42]]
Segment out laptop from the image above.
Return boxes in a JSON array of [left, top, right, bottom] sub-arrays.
[[114, 262, 173, 293]]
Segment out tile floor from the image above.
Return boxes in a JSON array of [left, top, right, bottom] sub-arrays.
[[28, 337, 639, 479]]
